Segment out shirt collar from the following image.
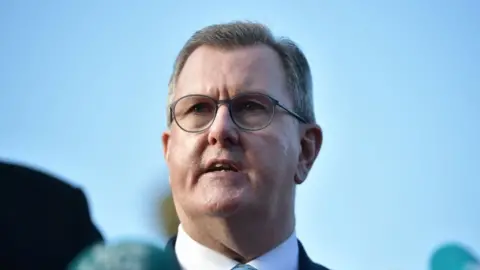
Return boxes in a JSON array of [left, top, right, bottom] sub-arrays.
[[175, 224, 299, 270]]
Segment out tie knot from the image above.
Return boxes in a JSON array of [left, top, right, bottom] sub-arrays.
[[232, 264, 257, 270]]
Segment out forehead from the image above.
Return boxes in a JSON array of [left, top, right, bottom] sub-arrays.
[[175, 45, 288, 102]]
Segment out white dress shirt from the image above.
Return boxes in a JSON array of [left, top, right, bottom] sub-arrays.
[[175, 224, 299, 270]]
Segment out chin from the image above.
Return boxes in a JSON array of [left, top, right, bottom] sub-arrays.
[[192, 184, 251, 217], [201, 197, 245, 217]]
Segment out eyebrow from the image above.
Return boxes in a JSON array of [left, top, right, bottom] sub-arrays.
[[178, 88, 270, 99]]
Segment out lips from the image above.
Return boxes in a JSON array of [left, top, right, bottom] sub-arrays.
[[204, 159, 240, 174]]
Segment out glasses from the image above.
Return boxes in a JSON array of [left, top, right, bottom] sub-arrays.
[[169, 92, 307, 133]]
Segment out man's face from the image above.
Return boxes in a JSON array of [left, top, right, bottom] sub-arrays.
[[162, 45, 320, 219]]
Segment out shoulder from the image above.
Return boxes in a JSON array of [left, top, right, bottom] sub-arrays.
[[310, 262, 331, 270], [297, 240, 331, 270]]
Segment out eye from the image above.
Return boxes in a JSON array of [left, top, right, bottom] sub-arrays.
[[235, 100, 267, 112], [243, 101, 264, 110], [188, 102, 213, 114]]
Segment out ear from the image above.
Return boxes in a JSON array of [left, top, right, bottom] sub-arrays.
[[162, 130, 171, 161], [295, 124, 323, 184]]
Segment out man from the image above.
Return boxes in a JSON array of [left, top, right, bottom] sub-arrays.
[[162, 21, 328, 270], [0, 160, 104, 270]]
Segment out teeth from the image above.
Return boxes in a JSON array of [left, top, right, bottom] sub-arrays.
[[216, 164, 230, 169], [211, 163, 233, 171]]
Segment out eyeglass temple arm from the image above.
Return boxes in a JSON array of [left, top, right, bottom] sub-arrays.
[[276, 103, 308, 124]]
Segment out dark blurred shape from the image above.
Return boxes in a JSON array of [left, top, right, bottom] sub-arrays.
[[158, 192, 179, 237], [430, 242, 479, 270], [0, 160, 104, 270], [69, 240, 176, 270]]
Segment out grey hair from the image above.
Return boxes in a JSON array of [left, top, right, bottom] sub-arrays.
[[167, 21, 315, 125]]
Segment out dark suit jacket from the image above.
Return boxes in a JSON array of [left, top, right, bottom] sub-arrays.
[[0, 161, 104, 270], [164, 236, 330, 270]]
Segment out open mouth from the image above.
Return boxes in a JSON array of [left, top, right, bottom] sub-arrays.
[[205, 162, 239, 173]]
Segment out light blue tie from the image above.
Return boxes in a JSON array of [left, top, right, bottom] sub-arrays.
[[231, 264, 257, 270]]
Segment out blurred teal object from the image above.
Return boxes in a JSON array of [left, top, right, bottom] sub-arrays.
[[430, 243, 479, 270], [68, 239, 174, 270]]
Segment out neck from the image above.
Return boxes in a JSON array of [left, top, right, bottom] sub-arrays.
[[180, 209, 295, 263]]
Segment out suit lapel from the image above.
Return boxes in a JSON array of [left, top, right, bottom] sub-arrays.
[[165, 236, 182, 270]]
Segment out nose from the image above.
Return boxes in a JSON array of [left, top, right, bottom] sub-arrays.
[[207, 105, 239, 146]]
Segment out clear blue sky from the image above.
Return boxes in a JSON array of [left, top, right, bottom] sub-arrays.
[[1, 1, 478, 269]]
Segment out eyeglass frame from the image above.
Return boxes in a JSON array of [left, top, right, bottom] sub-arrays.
[[168, 92, 308, 133]]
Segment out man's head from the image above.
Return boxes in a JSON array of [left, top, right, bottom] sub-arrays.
[[162, 21, 322, 223]]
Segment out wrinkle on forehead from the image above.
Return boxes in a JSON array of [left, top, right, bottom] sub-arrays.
[[174, 45, 288, 102]]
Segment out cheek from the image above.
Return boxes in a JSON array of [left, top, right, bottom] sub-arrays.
[[169, 141, 195, 167], [167, 133, 203, 185], [275, 126, 296, 157], [243, 127, 299, 178], [264, 124, 299, 157]]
